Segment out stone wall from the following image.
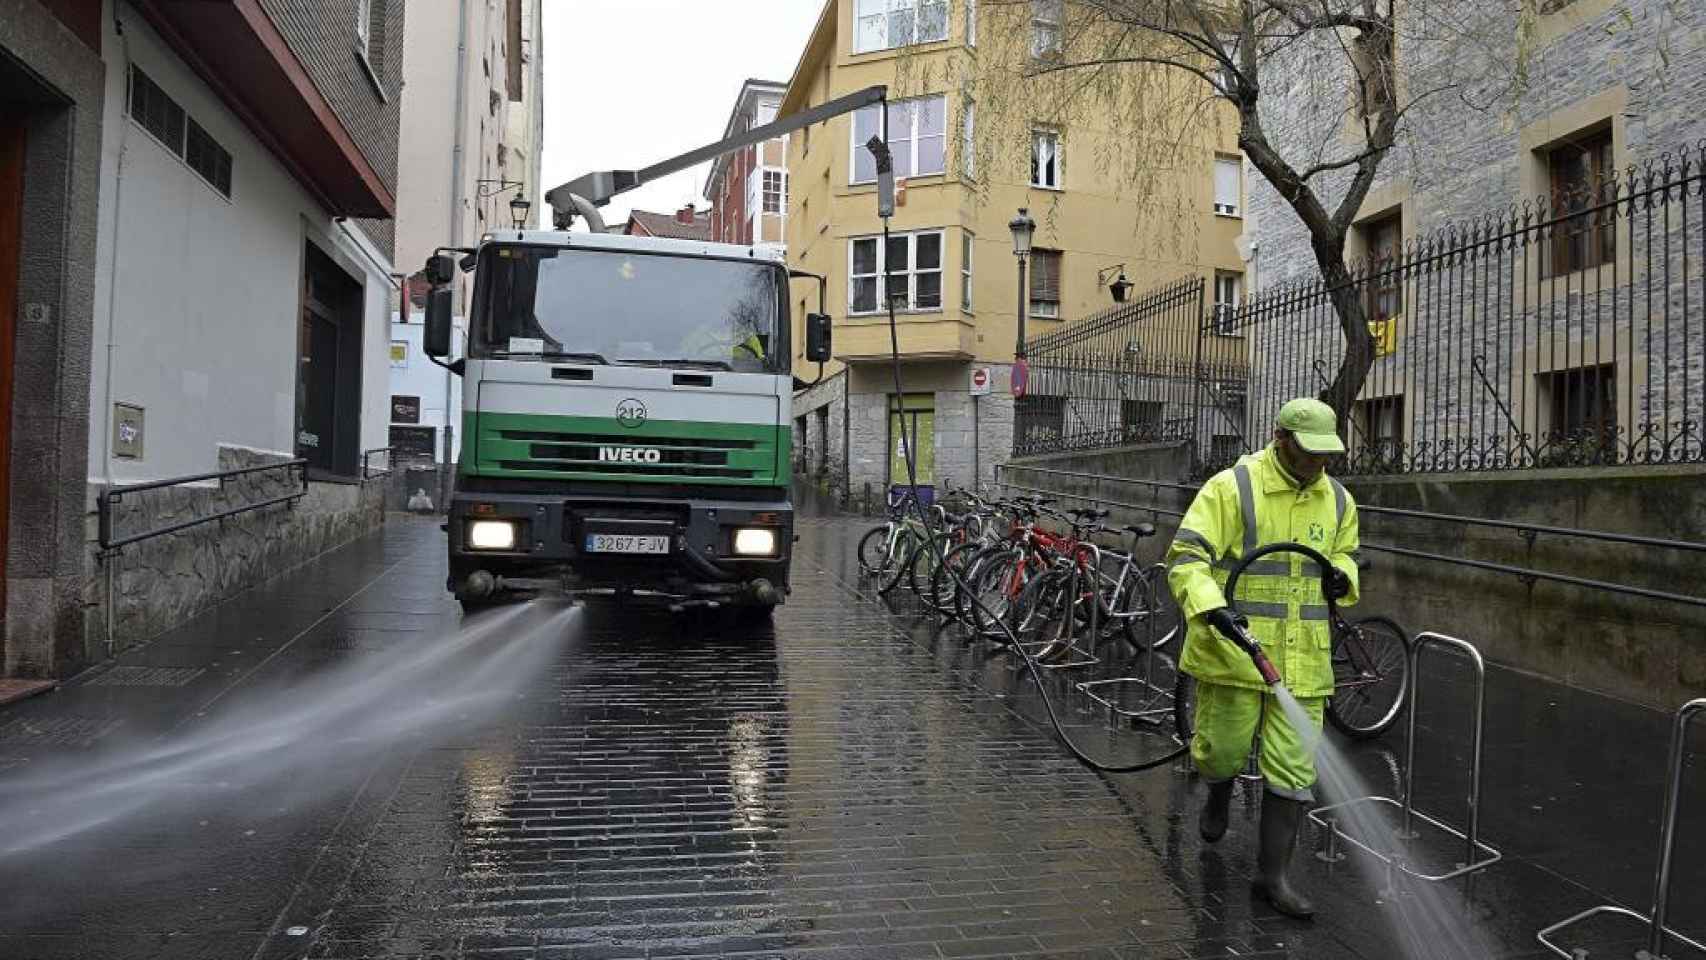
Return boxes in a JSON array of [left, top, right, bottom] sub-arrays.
[[1000, 448, 1706, 711], [82, 446, 387, 662]]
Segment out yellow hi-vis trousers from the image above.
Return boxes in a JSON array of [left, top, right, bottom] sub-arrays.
[[1190, 681, 1325, 801]]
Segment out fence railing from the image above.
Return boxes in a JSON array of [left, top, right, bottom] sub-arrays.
[[98, 459, 309, 554], [1016, 144, 1706, 479]]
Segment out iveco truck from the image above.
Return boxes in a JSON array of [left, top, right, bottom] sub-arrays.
[[420, 232, 823, 616], [420, 84, 885, 615]]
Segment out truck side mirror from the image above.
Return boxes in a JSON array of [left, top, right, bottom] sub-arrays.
[[424, 284, 453, 358], [425, 253, 457, 285], [805, 313, 832, 363]]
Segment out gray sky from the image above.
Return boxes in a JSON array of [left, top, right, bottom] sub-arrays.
[[539, 1, 824, 228]]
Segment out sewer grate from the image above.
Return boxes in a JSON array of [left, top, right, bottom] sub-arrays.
[[86, 666, 206, 688], [0, 715, 125, 746]]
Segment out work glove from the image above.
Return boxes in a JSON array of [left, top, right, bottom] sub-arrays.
[[1323, 567, 1352, 602], [1201, 606, 1250, 643]]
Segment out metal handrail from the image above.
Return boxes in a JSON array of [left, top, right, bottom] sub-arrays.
[[990, 474, 1706, 610], [1537, 698, 1706, 959], [99, 459, 309, 553], [997, 462, 1706, 555], [362, 446, 395, 481]]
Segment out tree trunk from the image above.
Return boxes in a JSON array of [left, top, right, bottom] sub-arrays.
[[1310, 233, 1378, 427]]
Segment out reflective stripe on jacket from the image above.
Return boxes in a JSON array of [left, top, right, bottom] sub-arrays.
[[1165, 445, 1361, 697]]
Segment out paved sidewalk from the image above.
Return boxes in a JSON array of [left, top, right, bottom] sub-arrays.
[[0, 512, 1697, 959]]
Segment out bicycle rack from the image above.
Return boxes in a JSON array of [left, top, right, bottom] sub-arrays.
[[1535, 697, 1706, 960], [1307, 631, 1503, 882], [1075, 563, 1179, 726]]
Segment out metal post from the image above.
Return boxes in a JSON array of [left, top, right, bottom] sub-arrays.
[[1648, 698, 1706, 957], [1015, 255, 1029, 359]]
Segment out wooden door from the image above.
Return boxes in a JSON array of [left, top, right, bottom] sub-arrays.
[[0, 109, 27, 625]]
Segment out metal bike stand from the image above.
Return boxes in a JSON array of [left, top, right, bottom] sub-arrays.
[[1306, 631, 1503, 882], [1535, 698, 1706, 960], [1076, 564, 1180, 727]]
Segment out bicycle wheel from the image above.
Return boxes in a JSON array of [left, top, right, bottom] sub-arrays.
[[1095, 559, 1156, 653], [970, 551, 1029, 638], [953, 544, 1002, 626], [1013, 566, 1076, 662], [1141, 567, 1183, 652], [909, 530, 949, 599], [875, 530, 917, 596], [856, 525, 891, 577], [1326, 615, 1411, 740], [927, 541, 979, 617]]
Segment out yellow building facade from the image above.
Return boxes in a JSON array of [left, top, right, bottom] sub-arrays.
[[782, 0, 1246, 499]]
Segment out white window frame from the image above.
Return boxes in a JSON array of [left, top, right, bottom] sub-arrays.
[[960, 98, 976, 178], [853, 0, 950, 54], [851, 95, 948, 184], [966, 0, 977, 46], [1031, 128, 1062, 190], [1029, 249, 1061, 318], [761, 169, 787, 214], [1214, 155, 1241, 216], [961, 231, 974, 313], [1213, 271, 1242, 335], [848, 230, 947, 315], [1031, 0, 1063, 58]]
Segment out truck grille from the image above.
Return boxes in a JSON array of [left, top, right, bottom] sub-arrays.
[[496, 429, 759, 479]]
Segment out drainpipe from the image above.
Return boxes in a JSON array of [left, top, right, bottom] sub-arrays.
[[101, 9, 134, 657], [442, 0, 470, 503]]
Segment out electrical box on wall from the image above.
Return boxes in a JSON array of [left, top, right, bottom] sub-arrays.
[[112, 403, 145, 459]]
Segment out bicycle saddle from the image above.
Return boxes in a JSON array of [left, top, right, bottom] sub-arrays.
[[1123, 522, 1158, 538]]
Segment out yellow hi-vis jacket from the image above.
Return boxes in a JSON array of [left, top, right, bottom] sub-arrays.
[[1166, 445, 1361, 698]]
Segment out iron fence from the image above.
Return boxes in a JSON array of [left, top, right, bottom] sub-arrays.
[[1016, 143, 1706, 479], [1013, 276, 1249, 458]]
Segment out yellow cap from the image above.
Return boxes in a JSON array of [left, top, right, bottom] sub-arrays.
[[1276, 397, 1345, 454]]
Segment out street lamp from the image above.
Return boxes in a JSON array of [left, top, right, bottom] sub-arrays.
[[509, 191, 532, 229], [1009, 207, 1036, 359]]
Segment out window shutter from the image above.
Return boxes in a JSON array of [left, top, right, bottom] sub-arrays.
[[1214, 158, 1239, 214], [1030, 250, 1061, 300]]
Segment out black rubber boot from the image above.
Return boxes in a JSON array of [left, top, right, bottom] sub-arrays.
[[1253, 792, 1315, 921], [1199, 778, 1234, 843]]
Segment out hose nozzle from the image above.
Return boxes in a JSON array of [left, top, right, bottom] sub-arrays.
[[1227, 627, 1283, 687]]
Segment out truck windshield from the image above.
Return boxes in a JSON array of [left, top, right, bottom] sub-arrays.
[[474, 244, 784, 373]]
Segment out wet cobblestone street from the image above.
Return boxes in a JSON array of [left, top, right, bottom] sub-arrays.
[[0, 514, 1700, 960]]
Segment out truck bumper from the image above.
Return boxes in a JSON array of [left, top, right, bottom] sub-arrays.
[[446, 491, 793, 604]]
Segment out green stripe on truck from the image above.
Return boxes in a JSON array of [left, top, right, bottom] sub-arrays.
[[464, 411, 788, 486]]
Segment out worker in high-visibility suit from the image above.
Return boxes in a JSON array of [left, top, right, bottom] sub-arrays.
[[1165, 397, 1361, 921]]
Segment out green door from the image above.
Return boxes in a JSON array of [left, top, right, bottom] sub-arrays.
[[889, 393, 935, 502]]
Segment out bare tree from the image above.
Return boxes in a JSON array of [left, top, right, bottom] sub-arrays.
[[964, 0, 1540, 419]]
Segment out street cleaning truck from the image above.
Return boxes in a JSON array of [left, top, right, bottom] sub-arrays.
[[420, 86, 887, 615]]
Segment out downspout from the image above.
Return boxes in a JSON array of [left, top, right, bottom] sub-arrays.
[[101, 9, 134, 656], [443, 0, 470, 501]]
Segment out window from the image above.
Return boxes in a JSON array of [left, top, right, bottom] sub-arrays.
[[185, 119, 233, 197], [960, 98, 976, 177], [1031, 0, 1063, 58], [129, 66, 185, 155], [852, 95, 947, 183], [1354, 395, 1404, 466], [1209, 434, 1243, 466], [1031, 129, 1061, 189], [756, 101, 778, 126], [1212, 272, 1241, 335], [1214, 156, 1241, 216], [1361, 212, 1403, 323], [854, 0, 949, 54], [1029, 249, 1061, 318], [961, 232, 974, 311], [1213, 33, 1239, 96], [762, 170, 786, 213], [966, 0, 977, 46], [849, 230, 945, 314], [1121, 400, 1164, 441], [356, 0, 372, 55], [1547, 129, 1617, 276], [1539, 363, 1616, 450], [128, 66, 233, 199]]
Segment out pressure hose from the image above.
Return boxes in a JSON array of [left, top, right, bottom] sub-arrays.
[[1220, 541, 1349, 687]]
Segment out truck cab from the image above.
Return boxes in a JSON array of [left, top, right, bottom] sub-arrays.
[[427, 230, 795, 615]]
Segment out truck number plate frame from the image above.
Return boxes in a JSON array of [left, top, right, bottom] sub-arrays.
[[584, 534, 672, 555]]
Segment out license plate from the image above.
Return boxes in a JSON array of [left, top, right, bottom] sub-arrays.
[[584, 534, 671, 555]]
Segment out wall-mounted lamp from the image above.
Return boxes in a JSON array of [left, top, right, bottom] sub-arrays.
[[1097, 263, 1134, 303]]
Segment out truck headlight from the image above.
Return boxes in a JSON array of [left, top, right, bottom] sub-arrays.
[[467, 520, 518, 551], [732, 527, 777, 557]]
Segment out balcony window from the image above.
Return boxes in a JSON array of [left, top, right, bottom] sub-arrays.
[[850, 230, 945, 314], [852, 95, 947, 183], [854, 0, 949, 54]]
